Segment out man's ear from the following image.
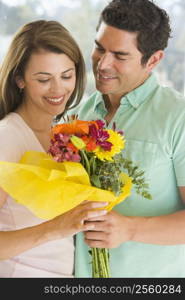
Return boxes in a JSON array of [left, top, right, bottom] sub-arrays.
[[146, 50, 164, 72], [15, 75, 25, 89]]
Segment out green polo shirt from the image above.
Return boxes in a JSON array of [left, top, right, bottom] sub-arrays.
[[67, 73, 185, 277]]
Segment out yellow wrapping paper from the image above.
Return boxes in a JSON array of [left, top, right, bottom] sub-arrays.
[[0, 151, 132, 220]]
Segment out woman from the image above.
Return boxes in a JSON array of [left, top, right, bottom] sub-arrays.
[[0, 20, 107, 277]]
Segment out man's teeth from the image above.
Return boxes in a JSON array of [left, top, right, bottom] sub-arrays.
[[99, 74, 116, 79], [103, 76, 115, 79], [47, 97, 64, 103]]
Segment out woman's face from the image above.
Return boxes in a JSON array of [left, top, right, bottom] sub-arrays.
[[17, 49, 76, 118]]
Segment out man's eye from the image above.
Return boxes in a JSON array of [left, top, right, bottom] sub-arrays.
[[115, 54, 127, 61], [117, 56, 126, 61], [96, 47, 105, 53]]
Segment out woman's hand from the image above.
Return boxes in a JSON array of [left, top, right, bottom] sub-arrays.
[[48, 201, 108, 240]]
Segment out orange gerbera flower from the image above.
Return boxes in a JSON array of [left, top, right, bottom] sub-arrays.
[[52, 120, 97, 135]]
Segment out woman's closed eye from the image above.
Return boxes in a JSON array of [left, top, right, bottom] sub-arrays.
[[38, 79, 50, 83], [37, 75, 73, 83], [62, 75, 73, 80]]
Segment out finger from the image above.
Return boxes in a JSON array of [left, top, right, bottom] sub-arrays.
[[83, 209, 107, 220], [78, 209, 107, 229], [73, 219, 96, 233], [84, 238, 107, 248], [81, 222, 95, 232], [85, 214, 108, 222], [84, 220, 108, 232], [84, 231, 107, 240]]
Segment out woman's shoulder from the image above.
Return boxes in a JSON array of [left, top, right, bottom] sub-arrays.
[[0, 113, 28, 162], [0, 112, 25, 140], [0, 112, 21, 129]]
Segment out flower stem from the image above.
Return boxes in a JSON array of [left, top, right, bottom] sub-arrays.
[[80, 150, 90, 175], [91, 247, 110, 278]]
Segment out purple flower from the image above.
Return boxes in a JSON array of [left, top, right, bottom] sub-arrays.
[[96, 120, 105, 129], [89, 124, 98, 138], [54, 133, 70, 144], [48, 143, 61, 156], [71, 153, 81, 162], [99, 141, 112, 151], [48, 132, 81, 163], [96, 129, 109, 144], [89, 124, 109, 140], [89, 124, 112, 151]]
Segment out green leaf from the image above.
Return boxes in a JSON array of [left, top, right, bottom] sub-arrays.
[[90, 175, 101, 188]]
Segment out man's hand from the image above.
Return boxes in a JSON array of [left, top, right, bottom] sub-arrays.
[[84, 210, 134, 248]]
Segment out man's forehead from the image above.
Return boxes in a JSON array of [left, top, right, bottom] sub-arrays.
[[95, 23, 139, 52]]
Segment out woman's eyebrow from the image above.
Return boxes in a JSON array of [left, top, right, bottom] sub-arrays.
[[33, 68, 75, 76], [33, 72, 51, 75]]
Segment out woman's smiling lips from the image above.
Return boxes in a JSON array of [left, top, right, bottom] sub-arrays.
[[45, 96, 65, 105]]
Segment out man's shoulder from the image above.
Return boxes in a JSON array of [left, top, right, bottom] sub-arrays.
[[155, 84, 185, 111], [153, 85, 185, 130], [159, 85, 185, 101]]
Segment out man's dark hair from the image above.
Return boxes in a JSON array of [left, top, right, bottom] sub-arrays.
[[97, 0, 171, 65]]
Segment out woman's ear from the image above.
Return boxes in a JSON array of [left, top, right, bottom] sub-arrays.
[[15, 75, 25, 89]]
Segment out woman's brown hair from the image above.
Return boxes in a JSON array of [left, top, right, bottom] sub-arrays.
[[0, 20, 86, 121]]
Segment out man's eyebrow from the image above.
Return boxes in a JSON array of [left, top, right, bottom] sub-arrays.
[[33, 68, 75, 76], [95, 40, 130, 56], [95, 40, 104, 48]]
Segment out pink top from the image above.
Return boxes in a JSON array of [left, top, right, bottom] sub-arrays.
[[0, 113, 74, 277]]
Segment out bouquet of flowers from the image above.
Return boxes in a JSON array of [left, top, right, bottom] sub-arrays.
[[0, 116, 151, 278], [47, 115, 152, 277]]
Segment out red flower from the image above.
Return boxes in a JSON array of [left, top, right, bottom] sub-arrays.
[[67, 142, 79, 154], [86, 140, 97, 151], [81, 136, 97, 151]]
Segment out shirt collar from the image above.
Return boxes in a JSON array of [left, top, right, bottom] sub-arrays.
[[94, 72, 159, 112], [121, 73, 159, 109]]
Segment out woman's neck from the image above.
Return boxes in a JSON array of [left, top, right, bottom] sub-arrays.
[[15, 106, 52, 134]]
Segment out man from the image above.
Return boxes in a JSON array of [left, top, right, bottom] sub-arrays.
[[67, 0, 185, 277]]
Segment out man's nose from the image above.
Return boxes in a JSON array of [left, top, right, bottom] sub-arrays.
[[98, 52, 113, 70]]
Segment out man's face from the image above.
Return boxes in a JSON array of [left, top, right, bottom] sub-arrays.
[[92, 22, 150, 102]]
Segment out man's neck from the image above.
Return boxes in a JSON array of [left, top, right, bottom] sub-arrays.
[[103, 94, 121, 114]]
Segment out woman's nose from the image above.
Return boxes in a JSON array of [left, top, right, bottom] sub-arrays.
[[49, 79, 63, 93]]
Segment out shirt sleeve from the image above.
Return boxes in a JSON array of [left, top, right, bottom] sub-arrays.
[[172, 112, 185, 186]]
